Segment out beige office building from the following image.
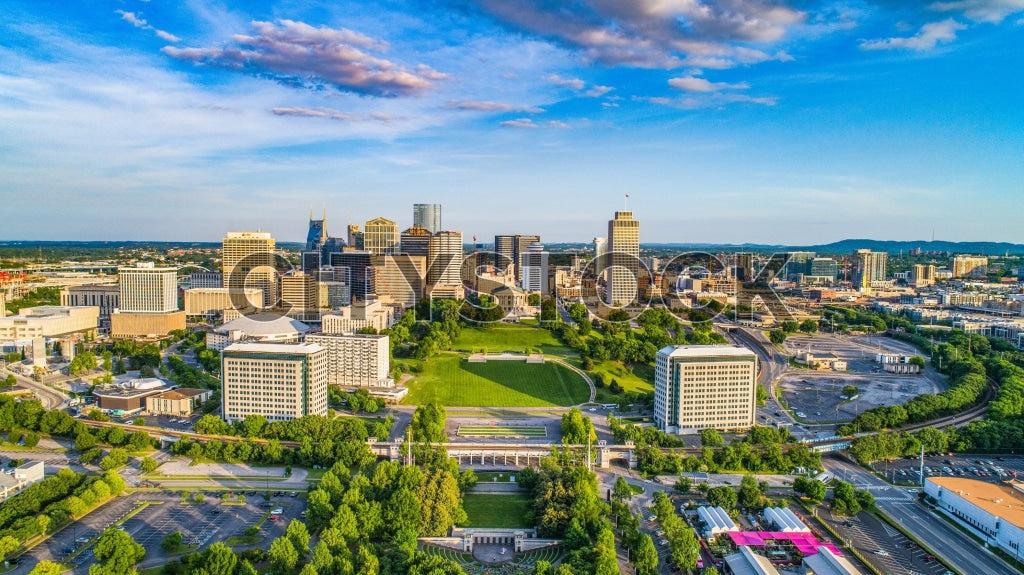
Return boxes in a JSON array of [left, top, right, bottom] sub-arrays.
[[222, 231, 277, 308], [364, 217, 399, 254], [110, 310, 186, 339], [372, 254, 426, 309], [280, 272, 319, 322], [146, 388, 213, 416], [428, 230, 463, 287], [607, 210, 640, 306], [305, 333, 392, 387], [221, 342, 328, 423], [184, 287, 262, 319], [0, 306, 99, 343], [911, 264, 936, 288], [321, 299, 395, 334], [654, 345, 758, 434]]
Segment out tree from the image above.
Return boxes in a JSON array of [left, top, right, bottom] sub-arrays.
[[269, 537, 299, 575], [909, 355, 926, 368], [161, 531, 183, 552], [613, 476, 634, 501], [842, 385, 859, 398], [285, 519, 311, 554], [706, 486, 738, 510], [799, 319, 819, 334], [0, 535, 19, 561], [410, 403, 447, 443], [29, 562, 66, 575], [668, 526, 700, 570], [561, 408, 597, 445], [139, 456, 159, 474], [756, 384, 768, 406], [633, 533, 659, 575], [738, 474, 762, 509], [90, 529, 145, 575], [204, 542, 238, 575], [674, 476, 692, 494], [768, 330, 787, 344], [700, 428, 724, 447], [781, 320, 799, 334]]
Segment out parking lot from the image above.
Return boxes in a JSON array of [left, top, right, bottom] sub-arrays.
[[821, 507, 950, 575], [12, 490, 306, 574], [882, 454, 1024, 485]]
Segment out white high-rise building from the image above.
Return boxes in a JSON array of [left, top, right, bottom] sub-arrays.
[[413, 204, 442, 234], [520, 242, 549, 294], [221, 342, 328, 423], [304, 333, 392, 387], [607, 211, 640, 306], [118, 263, 178, 313], [429, 231, 463, 287], [654, 345, 758, 434]]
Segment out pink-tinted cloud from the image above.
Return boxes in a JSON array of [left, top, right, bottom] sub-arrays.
[[668, 76, 749, 92], [163, 20, 448, 96], [444, 100, 544, 113]]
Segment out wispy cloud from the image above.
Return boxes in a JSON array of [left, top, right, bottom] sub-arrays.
[[668, 76, 750, 93], [546, 74, 614, 98], [499, 118, 571, 129], [583, 85, 613, 97], [860, 18, 966, 51], [471, 0, 804, 70], [162, 20, 448, 96], [115, 10, 180, 43], [931, 0, 1024, 23], [638, 93, 776, 109], [444, 100, 544, 113]]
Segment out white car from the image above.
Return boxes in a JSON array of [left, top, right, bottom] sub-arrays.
[[873, 550, 889, 556]]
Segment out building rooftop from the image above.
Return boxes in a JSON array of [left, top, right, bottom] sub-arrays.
[[223, 342, 324, 355], [93, 383, 170, 399], [659, 345, 757, 359], [724, 546, 780, 575], [802, 546, 863, 575], [150, 388, 210, 400], [929, 477, 1024, 530], [215, 314, 310, 336]]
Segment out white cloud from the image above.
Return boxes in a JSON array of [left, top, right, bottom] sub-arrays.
[[155, 30, 181, 43], [115, 10, 181, 43], [546, 74, 585, 90], [931, 0, 1024, 23], [500, 118, 539, 128], [860, 19, 966, 51], [583, 85, 613, 97], [638, 93, 776, 109], [668, 76, 749, 92], [162, 20, 449, 96]]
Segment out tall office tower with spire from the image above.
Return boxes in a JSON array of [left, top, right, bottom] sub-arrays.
[[607, 210, 640, 306], [222, 231, 277, 309], [413, 204, 442, 234], [364, 217, 399, 254], [303, 209, 328, 272]]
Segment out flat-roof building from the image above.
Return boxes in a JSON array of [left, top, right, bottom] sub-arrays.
[[184, 287, 262, 320], [305, 333, 392, 388], [321, 300, 395, 334], [60, 284, 119, 323], [206, 314, 310, 351], [93, 378, 171, 414], [0, 306, 99, 343], [0, 461, 45, 502], [221, 342, 328, 423], [925, 477, 1024, 559], [146, 388, 212, 416], [654, 345, 757, 434]]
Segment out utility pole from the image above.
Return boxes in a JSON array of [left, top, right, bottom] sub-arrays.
[[919, 444, 925, 487]]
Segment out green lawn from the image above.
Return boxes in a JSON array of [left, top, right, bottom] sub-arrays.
[[402, 353, 590, 407], [461, 493, 533, 528], [457, 425, 547, 438], [570, 359, 653, 404], [453, 325, 575, 356]]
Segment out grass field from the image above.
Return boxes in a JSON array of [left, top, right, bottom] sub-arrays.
[[402, 353, 590, 407], [457, 425, 547, 438], [461, 493, 533, 528], [568, 359, 654, 403], [454, 325, 575, 355]]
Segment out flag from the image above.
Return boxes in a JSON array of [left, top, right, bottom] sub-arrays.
[[625, 194, 629, 198]]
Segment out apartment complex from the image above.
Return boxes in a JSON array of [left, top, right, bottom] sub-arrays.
[[654, 345, 758, 434], [607, 211, 640, 306], [222, 231, 277, 308], [304, 333, 392, 387], [855, 249, 888, 290], [950, 255, 989, 279], [221, 342, 328, 423]]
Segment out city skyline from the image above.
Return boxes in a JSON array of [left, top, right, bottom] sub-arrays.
[[1, 0, 1021, 244]]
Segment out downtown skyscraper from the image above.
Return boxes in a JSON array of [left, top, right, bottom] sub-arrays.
[[606, 210, 639, 306]]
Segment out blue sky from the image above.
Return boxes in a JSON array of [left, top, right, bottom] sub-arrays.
[[1, 0, 1021, 244]]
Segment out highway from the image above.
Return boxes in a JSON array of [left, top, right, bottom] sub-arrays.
[[824, 455, 1020, 575], [7, 369, 67, 410]]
